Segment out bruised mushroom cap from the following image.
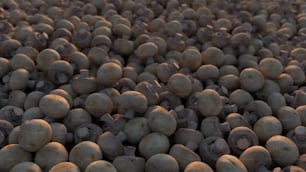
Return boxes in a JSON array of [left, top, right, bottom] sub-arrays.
[[48, 162, 80, 172], [85, 93, 113, 118], [265, 135, 299, 167], [216, 154, 247, 172], [145, 153, 179, 172], [118, 90, 148, 114], [0, 144, 32, 171], [18, 119, 52, 152], [184, 161, 213, 172], [147, 106, 177, 136], [10, 162, 42, 172], [84, 160, 117, 172], [69, 141, 102, 171], [198, 89, 223, 117], [39, 94, 70, 119]]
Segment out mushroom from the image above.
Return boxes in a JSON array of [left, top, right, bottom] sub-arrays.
[[135, 80, 160, 105], [253, 116, 283, 143], [284, 65, 305, 86], [97, 131, 125, 161], [7, 90, 26, 108], [297, 154, 306, 171], [18, 119, 52, 152], [0, 57, 10, 78], [198, 89, 223, 117], [229, 89, 254, 110], [0, 120, 13, 148], [239, 68, 265, 92], [169, 144, 201, 170], [167, 73, 193, 98], [225, 113, 252, 129], [50, 122, 71, 145], [63, 108, 92, 132], [145, 153, 179, 172], [200, 116, 231, 138], [97, 62, 122, 86], [258, 57, 283, 79], [216, 154, 247, 172], [267, 92, 287, 113], [227, 126, 259, 156], [184, 161, 214, 172], [0, 144, 32, 171], [85, 92, 113, 118], [202, 47, 225, 67], [174, 128, 203, 151], [159, 91, 182, 110], [34, 142, 68, 171], [48, 60, 74, 85], [265, 135, 299, 167], [123, 117, 151, 145], [84, 160, 117, 172], [199, 136, 231, 167], [113, 147, 145, 172], [287, 126, 306, 154], [0, 105, 24, 126], [10, 53, 35, 72], [117, 91, 148, 119], [69, 141, 102, 171], [276, 106, 301, 132], [26, 31, 48, 51], [138, 132, 170, 159], [39, 94, 70, 119], [147, 105, 177, 136], [8, 68, 31, 91], [23, 91, 45, 110], [71, 69, 97, 95], [297, 105, 306, 126], [74, 123, 103, 143], [171, 105, 198, 129], [48, 162, 80, 172], [10, 162, 42, 172], [239, 146, 272, 172]]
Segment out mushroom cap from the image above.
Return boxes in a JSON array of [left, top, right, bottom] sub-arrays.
[[168, 73, 192, 98], [253, 116, 283, 142], [118, 91, 148, 113], [69, 141, 102, 170], [18, 119, 52, 152], [265, 135, 299, 167], [148, 106, 177, 136], [97, 131, 124, 161], [239, 68, 265, 92], [123, 117, 151, 144], [10, 162, 42, 172], [97, 62, 122, 86], [239, 146, 272, 172], [145, 153, 179, 172], [169, 144, 201, 170], [198, 89, 223, 117], [48, 162, 80, 172], [202, 47, 224, 67], [216, 154, 247, 172], [113, 155, 145, 172], [84, 160, 117, 172], [39, 94, 70, 119], [85, 93, 113, 118], [258, 57, 283, 79], [184, 161, 213, 172]]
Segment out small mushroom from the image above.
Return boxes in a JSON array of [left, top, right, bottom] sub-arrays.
[[159, 91, 182, 110], [287, 126, 306, 154], [174, 128, 203, 151], [253, 116, 283, 143], [239, 146, 272, 172], [167, 73, 193, 98], [97, 131, 125, 161], [216, 154, 247, 172], [50, 122, 71, 145], [138, 132, 170, 159], [184, 161, 213, 172], [63, 108, 92, 132], [71, 69, 97, 95], [199, 136, 231, 167], [276, 106, 301, 132], [0, 105, 24, 126], [34, 142, 68, 171], [145, 153, 179, 172], [225, 113, 252, 129], [39, 94, 70, 119], [117, 91, 148, 119], [265, 135, 299, 167], [227, 126, 259, 156], [198, 89, 223, 117], [0, 120, 13, 148], [69, 141, 102, 171], [84, 160, 117, 172], [48, 162, 80, 172], [113, 147, 145, 172], [85, 93, 113, 118], [169, 144, 201, 170], [18, 119, 52, 152], [202, 47, 225, 67], [97, 62, 122, 86], [26, 31, 48, 51], [74, 123, 102, 143], [135, 80, 160, 105], [0, 144, 32, 171], [10, 162, 42, 172]]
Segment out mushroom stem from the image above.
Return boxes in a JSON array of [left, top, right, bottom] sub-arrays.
[[236, 137, 251, 150], [100, 113, 114, 130], [116, 131, 127, 142], [213, 138, 228, 154], [77, 127, 90, 139], [186, 141, 198, 151], [295, 126, 306, 141], [79, 69, 89, 78], [124, 109, 135, 119], [220, 122, 231, 134], [124, 146, 136, 157]]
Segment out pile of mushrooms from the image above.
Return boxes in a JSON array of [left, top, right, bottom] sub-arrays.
[[1, 0, 306, 171]]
